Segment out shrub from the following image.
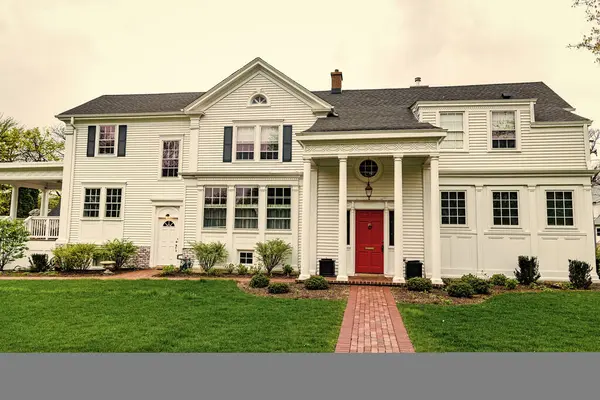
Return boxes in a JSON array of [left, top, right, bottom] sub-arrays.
[[515, 256, 540, 285], [406, 277, 433, 292], [160, 265, 177, 276], [236, 263, 249, 275], [0, 218, 29, 271], [442, 277, 459, 287], [560, 281, 574, 290], [282, 264, 294, 277], [460, 274, 491, 295], [99, 238, 138, 270], [505, 279, 518, 290], [249, 264, 264, 275], [447, 281, 474, 298], [267, 282, 290, 294], [189, 241, 228, 273], [224, 263, 236, 274], [304, 276, 329, 290], [206, 268, 222, 277], [52, 243, 97, 271], [28, 253, 52, 272], [254, 239, 292, 275], [489, 274, 508, 286], [249, 273, 270, 288], [568, 259, 593, 289]]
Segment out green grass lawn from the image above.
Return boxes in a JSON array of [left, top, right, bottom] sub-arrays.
[[399, 291, 600, 352], [0, 279, 345, 352]]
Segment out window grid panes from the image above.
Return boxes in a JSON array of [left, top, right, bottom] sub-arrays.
[[260, 126, 279, 160], [492, 191, 519, 226], [239, 252, 253, 264], [546, 191, 574, 226], [359, 159, 379, 178], [491, 111, 516, 149], [83, 188, 101, 217], [440, 113, 464, 149], [161, 140, 180, 177], [236, 126, 255, 160], [251, 95, 267, 105], [235, 186, 259, 229], [98, 125, 116, 155], [441, 191, 467, 225], [105, 188, 122, 218], [267, 187, 291, 230], [203, 187, 227, 228]]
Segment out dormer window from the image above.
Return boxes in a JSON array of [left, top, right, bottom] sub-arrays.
[[250, 94, 268, 105]]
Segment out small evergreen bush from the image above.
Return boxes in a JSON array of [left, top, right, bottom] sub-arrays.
[[406, 277, 433, 292], [460, 274, 491, 295], [282, 264, 294, 277], [515, 256, 540, 285], [206, 268, 222, 277], [447, 281, 474, 298], [505, 279, 518, 290], [249, 264, 264, 275], [568, 259, 593, 289], [224, 263, 236, 274], [489, 274, 508, 286], [267, 282, 290, 294], [28, 253, 52, 272], [304, 276, 329, 290], [160, 265, 177, 276], [236, 264, 249, 275], [442, 277, 458, 287], [249, 273, 270, 288]]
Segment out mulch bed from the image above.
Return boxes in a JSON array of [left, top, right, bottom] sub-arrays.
[[0, 269, 140, 278], [238, 281, 350, 300]]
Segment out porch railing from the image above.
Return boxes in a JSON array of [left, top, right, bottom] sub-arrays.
[[24, 216, 60, 240]]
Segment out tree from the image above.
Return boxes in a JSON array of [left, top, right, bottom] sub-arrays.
[[254, 239, 292, 275], [0, 218, 29, 271], [570, 0, 600, 63]]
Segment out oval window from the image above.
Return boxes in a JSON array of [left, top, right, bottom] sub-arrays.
[[359, 159, 379, 179]]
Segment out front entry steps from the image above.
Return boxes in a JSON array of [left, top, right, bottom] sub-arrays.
[[297, 274, 443, 287]]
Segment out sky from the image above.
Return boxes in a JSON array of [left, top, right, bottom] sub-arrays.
[[0, 0, 599, 129]]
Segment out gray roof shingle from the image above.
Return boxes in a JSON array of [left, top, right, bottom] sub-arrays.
[[57, 81, 589, 132]]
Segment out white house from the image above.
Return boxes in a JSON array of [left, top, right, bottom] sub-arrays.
[[2, 57, 598, 282]]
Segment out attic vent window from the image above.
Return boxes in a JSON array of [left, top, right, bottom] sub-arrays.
[[250, 94, 268, 105], [501, 92, 513, 99]]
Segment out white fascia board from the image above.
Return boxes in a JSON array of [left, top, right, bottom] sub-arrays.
[[296, 129, 447, 141], [411, 98, 538, 110], [55, 112, 187, 122]]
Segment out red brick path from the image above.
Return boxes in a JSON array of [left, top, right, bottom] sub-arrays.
[[335, 286, 414, 353]]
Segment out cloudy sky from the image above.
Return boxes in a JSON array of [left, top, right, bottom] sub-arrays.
[[0, 0, 598, 129]]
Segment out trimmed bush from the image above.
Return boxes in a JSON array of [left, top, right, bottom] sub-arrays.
[[447, 281, 474, 298], [98, 239, 138, 270], [489, 274, 508, 286], [249, 273, 270, 288], [189, 241, 228, 273], [254, 239, 292, 275], [28, 253, 52, 272], [236, 264, 249, 275], [52, 243, 97, 271], [267, 282, 291, 294], [160, 265, 177, 276], [460, 274, 491, 295], [442, 277, 458, 287], [282, 264, 294, 277], [505, 279, 518, 290], [406, 277, 433, 292], [515, 256, 540, 285], [304, 276, 329, 290], [568, 259, 593, 289]]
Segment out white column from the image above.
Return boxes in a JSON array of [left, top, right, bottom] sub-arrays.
[[226, 185, 236, 264], [383, 202, 390, 276], [337, 156, 348, 281], [393, 156, 405, 283], [57, 125, 75, 244], [40, 189, 49, 217], [528, 185, 538, 258], [258, 185, 267, 243], [9, 185, 19, 219], [475, 185, 485, 273], [300, 158, 312, 280], [196, 186, 205, 243], [422, 164, 432, 278], [429, 155, 442, 284]]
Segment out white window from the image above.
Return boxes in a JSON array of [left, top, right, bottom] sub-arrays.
[[105, 188, 122, 218], [492, 191, 519, 226], [439, 113, 464, 150], [203, 187, 227, 228], [161, 140, 180, 178], [267, 187, 291, 230], [236, 126, 255, 160], [546, 191, 574, 226], [250, 94, 268, 105], [235, 186, 259, 229], [239, 251, 254, 265], [98, 125, 116, 155], [491, 111, 516, 149], [596, 227, 600, 237], [260, 126, 279, 160], [83, 188, 101, 217], [440, 191, 466, 225]]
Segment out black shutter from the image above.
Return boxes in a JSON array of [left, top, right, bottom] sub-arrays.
[[223, 126, 233, 162], [86, 126, 96, 157], [117, 125, 127, 157], [282, 125, 292, 162]]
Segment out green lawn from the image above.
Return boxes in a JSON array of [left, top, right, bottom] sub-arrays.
[[0, 279, 345, 352], [399, 291, 600, 352]]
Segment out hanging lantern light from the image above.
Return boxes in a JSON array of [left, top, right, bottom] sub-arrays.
[[365, 179, 373, 200]]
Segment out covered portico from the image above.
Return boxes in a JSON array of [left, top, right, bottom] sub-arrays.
[[296, 130, 446, 284]]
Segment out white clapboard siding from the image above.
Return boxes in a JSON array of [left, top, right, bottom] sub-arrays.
[[70, 118, 189, 245], [197, 73, 317, 172], [183, 184, 198, 245]]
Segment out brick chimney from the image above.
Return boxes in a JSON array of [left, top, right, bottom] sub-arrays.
[[331, 69, 343, 94]]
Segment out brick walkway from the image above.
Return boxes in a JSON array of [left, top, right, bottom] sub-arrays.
[[335, 286, 415, 353]]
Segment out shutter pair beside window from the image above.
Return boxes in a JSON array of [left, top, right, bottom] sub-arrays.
[[222, 125, 293, 162], [86, 125, 127, 157]]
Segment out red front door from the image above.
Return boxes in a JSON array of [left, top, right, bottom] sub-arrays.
[[355, 210, 384, 274]]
